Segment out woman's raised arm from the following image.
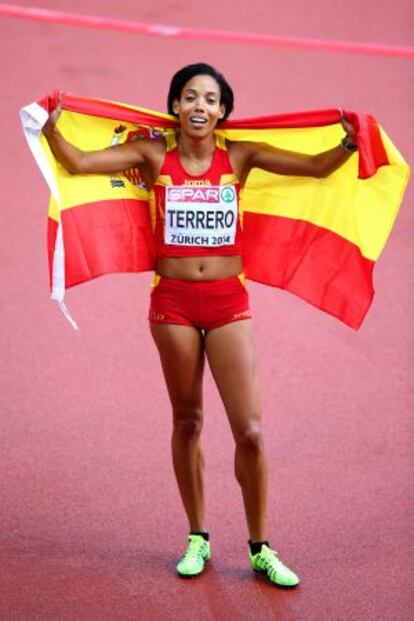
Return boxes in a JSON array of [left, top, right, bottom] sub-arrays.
[[42, 101, 164, 175], [230, 116, 358, 181]]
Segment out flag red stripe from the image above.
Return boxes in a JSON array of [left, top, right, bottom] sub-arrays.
[[243, 212, 375, 329], [49, 201, 374, 328], [49, 199, 155, 289]]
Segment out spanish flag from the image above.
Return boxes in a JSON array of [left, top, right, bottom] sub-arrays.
[[20, 91, 409, 330]]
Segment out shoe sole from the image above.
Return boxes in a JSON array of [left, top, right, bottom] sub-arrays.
[[252, 567, 300, 588]]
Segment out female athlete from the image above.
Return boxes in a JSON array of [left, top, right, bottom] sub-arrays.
[[42, 63, 357, 587]]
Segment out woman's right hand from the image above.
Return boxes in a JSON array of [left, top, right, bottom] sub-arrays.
[[43, 92, 62, 134]]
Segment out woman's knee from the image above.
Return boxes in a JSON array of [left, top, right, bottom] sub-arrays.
[[235, 425, 264, 455], [173, 407, 203, 439]]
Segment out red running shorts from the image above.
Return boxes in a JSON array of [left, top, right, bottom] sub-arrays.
[[148, 274, 251, 330]]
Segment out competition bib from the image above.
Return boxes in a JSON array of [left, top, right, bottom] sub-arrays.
[[165, 185, 238, 247]]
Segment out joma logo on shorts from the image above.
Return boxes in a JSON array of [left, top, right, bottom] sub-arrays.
[[232, 310, 251, 320], [167, 187, 220, 203]]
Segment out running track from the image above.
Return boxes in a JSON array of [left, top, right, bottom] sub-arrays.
[[1, 1, 413, 619]]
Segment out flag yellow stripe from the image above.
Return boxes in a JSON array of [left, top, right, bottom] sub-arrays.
[[218, 126, 409, 261], [45, 110, 409, 261], [44, 111, 153, 214]]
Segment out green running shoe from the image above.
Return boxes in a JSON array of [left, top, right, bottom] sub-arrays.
[[249, 544, 300, 587], [176, 534, 211, 577]]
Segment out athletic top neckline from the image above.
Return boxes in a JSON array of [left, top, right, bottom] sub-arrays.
[[175, 149, 216, 179]]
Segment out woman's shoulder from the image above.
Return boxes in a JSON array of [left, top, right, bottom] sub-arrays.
[[140, 135, 168, 154], [226, 138, 256, 157], [225, 139, 255, 177], [138, 135, 168, 169]]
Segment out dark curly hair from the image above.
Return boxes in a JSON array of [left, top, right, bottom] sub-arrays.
[[167, 63, 234, 121]]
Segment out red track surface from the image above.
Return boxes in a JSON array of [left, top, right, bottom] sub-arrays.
[[2, 3, 414, 57], [1, 1, 413, 619]]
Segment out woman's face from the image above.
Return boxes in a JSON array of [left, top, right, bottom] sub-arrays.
[[173, 74, 225, 138]]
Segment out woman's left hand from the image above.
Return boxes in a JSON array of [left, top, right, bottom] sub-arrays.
[[340, 114, 357, 142]]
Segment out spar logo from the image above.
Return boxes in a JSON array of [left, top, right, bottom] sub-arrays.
[[221, 187, 235, 203], [167, 187, 220, 203]]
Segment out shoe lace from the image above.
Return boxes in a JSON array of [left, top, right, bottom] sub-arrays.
[[262, 547, 286, 571], [183, 538, 204, 561]]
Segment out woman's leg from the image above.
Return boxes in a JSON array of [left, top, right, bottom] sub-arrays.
[[150, 323, 206, 532], [205, 320, 268, 542]]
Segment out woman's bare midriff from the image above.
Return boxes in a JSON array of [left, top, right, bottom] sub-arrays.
[[156, 255, 243, 281]]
